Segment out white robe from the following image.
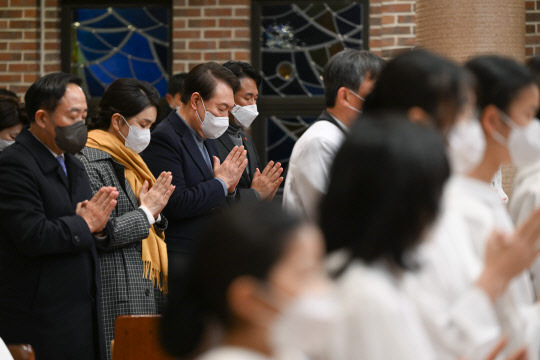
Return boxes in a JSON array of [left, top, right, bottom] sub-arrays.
[[509, 161, 540, 294], [332, 260, 435, 360], [448, 176, 540, 358]]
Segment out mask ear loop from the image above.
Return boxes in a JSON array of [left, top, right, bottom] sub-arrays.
[[117, 115, 130, 142], [490, 109, 515, 147]]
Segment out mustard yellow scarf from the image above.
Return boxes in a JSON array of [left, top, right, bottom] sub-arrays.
[[86, 130, 168, 293]]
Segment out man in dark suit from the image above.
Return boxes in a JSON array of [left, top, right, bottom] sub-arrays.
[[0, 73, 118, 360], [215, 61, 283, 202], [142, 62, 246, 270]]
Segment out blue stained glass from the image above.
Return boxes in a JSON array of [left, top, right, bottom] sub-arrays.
[[77, 30, 112, 53], [131, 60, 161, 83], [100, 53, 132, 78], [153, 42, 168, 70], [115, 8, 158, 29], [269, 77, 286, 88], [336, 17, 358, 35], [72, 7, 170, 97], [98, 31, 131, 49], [294, 52, 320, 85], [122, 32, 153, 60], [261, 79, 279, 96], [88, 64, 114, 84], [280, 78, 306, 95], [337, 4, 362, 24], [76, 9, 107, 23], [84, 67, 105, 97], [303, 84, 324, 95], [146, 7, 168, 24], [260, 2, 365, 97], [145, 26, 168, 42], [153, 77, 168, 97], [80, 13, 126, 29]]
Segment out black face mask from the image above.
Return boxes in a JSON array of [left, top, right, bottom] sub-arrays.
[[54, 121, 88, 154]]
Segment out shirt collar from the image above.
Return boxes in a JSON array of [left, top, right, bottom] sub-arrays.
[[177, 109, 205, 146], [328, 113, 350, 133]]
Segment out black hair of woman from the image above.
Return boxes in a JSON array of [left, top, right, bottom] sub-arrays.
[[160, 201, 303, 357], [320, 111, 450, 272]]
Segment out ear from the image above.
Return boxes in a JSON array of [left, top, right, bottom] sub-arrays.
[[165, 93, 173, 105], [111, 113, 123, 132], [227, 276, 270, 325], [190, 92, 201, 112], [480, 104, 505, 137], [407, 106, 431, 126], [34, 109, 48, 129], [335, 86, 350, 107]]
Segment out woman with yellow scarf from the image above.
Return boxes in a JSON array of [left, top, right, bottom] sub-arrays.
[[77, 78, 174, 360]]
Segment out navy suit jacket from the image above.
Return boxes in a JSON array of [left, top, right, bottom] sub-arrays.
[[141, 111, 226, 253], [0, 128, 105, 360]]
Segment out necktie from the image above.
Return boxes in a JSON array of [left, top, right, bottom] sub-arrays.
[[56, 155, 67, 177]]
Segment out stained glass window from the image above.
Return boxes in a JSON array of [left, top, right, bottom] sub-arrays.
[[69, 6, 170, 97], [252, 1, 367, 179], [259, 3, 365, 97]]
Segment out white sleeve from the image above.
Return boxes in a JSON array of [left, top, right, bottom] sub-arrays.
[[138, 205, 157, 225], [284, 136, 340, 221]]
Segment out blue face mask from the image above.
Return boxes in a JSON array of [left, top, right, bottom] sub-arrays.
[[347, 89, 365, 113]]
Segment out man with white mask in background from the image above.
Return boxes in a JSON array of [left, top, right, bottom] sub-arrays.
[[142, 62, 247, 275], [283, 49, 384, 222], [215, 61, 283, 201]]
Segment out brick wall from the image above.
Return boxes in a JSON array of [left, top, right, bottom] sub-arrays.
[[0, 0, 539, 98], [526, 0, 540, 57], [369, 0, 416, 59], [0, 0, 60, 98]]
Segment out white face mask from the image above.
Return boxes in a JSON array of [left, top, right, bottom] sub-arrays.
[[0, 139, 15, 151], [493, 111, 540, 169], [270, 290, 339, 357], [196, 98, 229, 139], [231, 104, 259, 128], [118, 115, 151, 153], [347, 89, 365, 114], [447, 118, 486, 174]]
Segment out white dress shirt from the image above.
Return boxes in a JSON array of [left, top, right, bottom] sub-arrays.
[[444, 176, 540, 359], [197, 346, 272, 360], [282, 115, 347, 222], [509, 161, 540, 294], [331, 260, 435, 360]]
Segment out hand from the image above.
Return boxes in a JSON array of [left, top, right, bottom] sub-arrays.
[[483, 338, 527, 360], [76, 186, 118, 233], [251, 161, 284, 200], [477, 208, 540, 301], [213, 146, 247, 193], [139, 172, 175, 218]]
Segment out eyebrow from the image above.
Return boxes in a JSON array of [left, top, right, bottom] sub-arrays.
[[69, 107, 87, 112], [244, 92, 257, 97], [219, 103, 234, 108]]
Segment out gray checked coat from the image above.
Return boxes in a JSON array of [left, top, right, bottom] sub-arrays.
[[76, 146, 167, 360]]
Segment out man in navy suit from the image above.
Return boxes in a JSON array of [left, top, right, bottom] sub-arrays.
[[142, 62, 246, 270], [0, 72, 118, 359]]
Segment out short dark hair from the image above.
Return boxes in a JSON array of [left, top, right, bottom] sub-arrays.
[[25, 72, 84, 123], [180, 62, 240, 104], [320, 111, 449, 272], [87, 78, 160, 131], [466, 55, 535, 114], [363, 49, 473, 133], [222, 60, 262, 88], [0, 88, 17, 98], [0, 95, 28, 130], [167, 73, 188, 96], [324, 49, 385, 108], [161, 202, 303, 357]]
